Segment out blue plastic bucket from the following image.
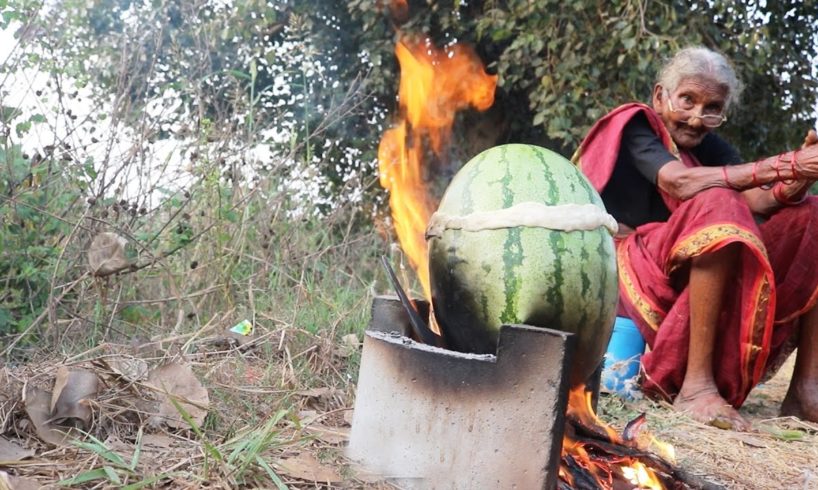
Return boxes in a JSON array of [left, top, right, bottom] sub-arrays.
[[602, 317, 646, 397]]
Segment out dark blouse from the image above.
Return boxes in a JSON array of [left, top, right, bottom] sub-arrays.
[[601, 113, 742, 228]]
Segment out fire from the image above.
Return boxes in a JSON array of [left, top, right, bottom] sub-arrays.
[[560, 385, 672, 489], [623, 463, 663, 490], [566, 383, 620, 442], [377, 37, 497, 298]]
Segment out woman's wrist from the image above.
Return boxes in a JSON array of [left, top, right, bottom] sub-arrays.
[[773, 150, 801, 182], [723, 149, 813, 192]]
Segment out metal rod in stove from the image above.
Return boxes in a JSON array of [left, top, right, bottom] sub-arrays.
[[379, 255, 443, 347]]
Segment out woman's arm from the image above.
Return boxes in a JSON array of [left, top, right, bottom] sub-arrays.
[[656, 131, 818, 215]]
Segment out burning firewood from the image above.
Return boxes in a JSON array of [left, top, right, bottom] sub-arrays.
[[561, 386, 725, 489]]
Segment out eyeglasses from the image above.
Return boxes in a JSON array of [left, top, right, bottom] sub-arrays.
[[666, 93, 727, 128]]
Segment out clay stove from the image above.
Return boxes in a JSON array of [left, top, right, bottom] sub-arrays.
[[348, 296, 577, 489]]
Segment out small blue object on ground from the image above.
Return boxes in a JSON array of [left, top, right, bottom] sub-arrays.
[[602, 316, 646, 398]]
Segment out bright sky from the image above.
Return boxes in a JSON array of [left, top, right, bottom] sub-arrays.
[[1, 20, 246, 205], [1, 20, 166, 187]]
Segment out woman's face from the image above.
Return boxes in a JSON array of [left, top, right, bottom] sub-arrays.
[[652, 76, 729, 149]]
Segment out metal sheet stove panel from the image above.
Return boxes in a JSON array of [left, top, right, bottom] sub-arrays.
[[348, 297, 574, 489]]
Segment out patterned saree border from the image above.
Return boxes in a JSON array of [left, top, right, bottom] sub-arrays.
[[665, 223, 773, 404], [667, 224, 767, 274], [743, 270, 774, 400], [617, 240, 666, 331]]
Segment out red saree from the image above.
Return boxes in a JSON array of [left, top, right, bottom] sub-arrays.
[[574, 103, 818, 407]]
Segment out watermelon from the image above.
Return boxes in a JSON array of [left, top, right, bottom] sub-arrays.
[[427, 144, 618, 386]]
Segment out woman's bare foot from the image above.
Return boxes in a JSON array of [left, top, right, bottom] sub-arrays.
[[780, 381, 818, 422], [673, 385, 751, 431]]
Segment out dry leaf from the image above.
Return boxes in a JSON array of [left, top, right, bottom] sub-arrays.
[[0, 437, 34, 463], [342, 408, 354, 426], [306, 424, 350, 445], [87, 232, 129, 275], [338, 333, 360, 358], [296, 387, 342, 411], [141, 433, 176, 450], [275, 452, 342, 483], [132, 434, 177, 467], [295, 387, 333, 399], [23, 386, 71, 446], [50, 367, 98, 427], [298, 410, 319, 425], [49, 369, 69, 414], [101, 434, 177, 469], [146, 363, 210, 429], [729, 432, 769, 448], [346, 463, 383, 483], [106, 356, 149, 382], [0, 471, 40, 490]]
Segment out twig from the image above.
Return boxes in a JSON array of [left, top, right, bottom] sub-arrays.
[[114, 285, 225, 305], [93, 187, 259, 279], [47, 207, 89, 331], [64, 343, 109, 364], [248, 276, 256, 334], [105, 282, 123, 338], [2, 273, 88, 357], [180, 310, 234, 354], [758, 416, 818, 432]]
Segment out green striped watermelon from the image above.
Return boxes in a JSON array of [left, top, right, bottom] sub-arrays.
[[427, 144, 618, 386]]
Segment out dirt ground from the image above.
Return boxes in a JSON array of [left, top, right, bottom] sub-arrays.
[[598, 354, 818, 490], [2, 338, 816, 489]]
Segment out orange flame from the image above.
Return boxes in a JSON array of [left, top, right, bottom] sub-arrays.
[[566, 385, 621, 441], [377, 38, 497, 298], [561, 385, 671, 489]]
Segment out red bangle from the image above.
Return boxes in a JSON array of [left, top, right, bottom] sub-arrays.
[[791, 150, 801, 180], [773, 183, 807, 206], [775, 152, 795, 184], [752, 160, 760, 187], [722, 166, 738, 190]]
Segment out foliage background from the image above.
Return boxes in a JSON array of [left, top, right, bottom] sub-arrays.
[[350, 0, 818, 158]]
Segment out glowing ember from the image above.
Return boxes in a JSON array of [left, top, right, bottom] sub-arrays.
[[651, 437, 676, 463], [622, 462, 663, 490], [377, 37, 497, 299]]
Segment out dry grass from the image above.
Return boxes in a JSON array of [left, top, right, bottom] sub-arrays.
[[3, 313, 818, 489], [599, 355, 818, 490], [0, 322, 380, 489]]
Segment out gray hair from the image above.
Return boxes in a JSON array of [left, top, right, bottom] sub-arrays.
[[656, 47, 742, 109]]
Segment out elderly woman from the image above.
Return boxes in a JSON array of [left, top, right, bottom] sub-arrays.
[[574, 46, 818, 430]]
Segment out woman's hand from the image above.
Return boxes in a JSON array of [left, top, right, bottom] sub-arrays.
[[803, 129, 818, 148], [756, 128, 818, 214], [793, 133, 818, 179]]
